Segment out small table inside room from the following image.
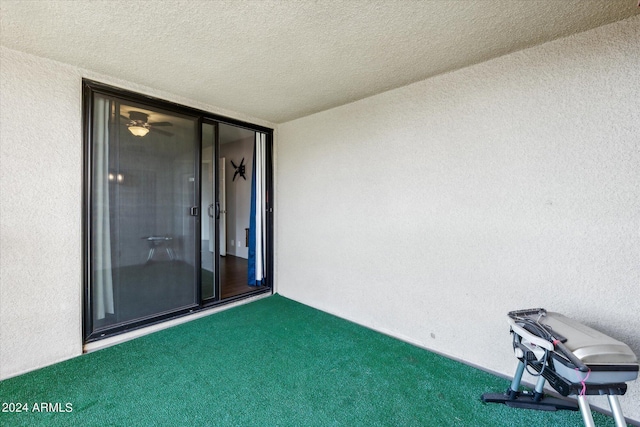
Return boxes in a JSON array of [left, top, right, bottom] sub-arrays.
[[142, 236, 176, 262]]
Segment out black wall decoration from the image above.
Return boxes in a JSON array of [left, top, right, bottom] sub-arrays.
[[231, 158, 246, 181]]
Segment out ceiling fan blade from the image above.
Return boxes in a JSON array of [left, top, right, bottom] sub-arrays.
[[152, 127, 173, 137], [148, 121, 172, 127]]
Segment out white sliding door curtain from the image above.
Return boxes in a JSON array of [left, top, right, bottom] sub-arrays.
[[248, 132, 266, 286], [92, 95, 115, 319]]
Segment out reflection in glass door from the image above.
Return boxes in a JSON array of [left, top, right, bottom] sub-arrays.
[[88, 93, 199, 335]]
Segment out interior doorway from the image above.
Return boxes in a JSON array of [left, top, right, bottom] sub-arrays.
[[201, 122, 268, 302]]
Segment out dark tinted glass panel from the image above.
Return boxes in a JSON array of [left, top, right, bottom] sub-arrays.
[[90, 94, 198, 330]]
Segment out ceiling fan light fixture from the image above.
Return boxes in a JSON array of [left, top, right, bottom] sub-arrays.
[[127, 124, 150, 137]]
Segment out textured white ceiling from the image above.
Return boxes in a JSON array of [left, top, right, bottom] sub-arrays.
[[1, 1, 638, 123]]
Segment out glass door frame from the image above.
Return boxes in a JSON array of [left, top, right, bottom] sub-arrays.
[[82, 79, 274, 343], [200, 119, 221, 304]]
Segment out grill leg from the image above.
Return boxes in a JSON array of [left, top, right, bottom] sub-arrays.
[[533, 375, 546, 402], [607, 395, 626, 427], [508, 361, 526, 397], [577, 395, 595, 427]]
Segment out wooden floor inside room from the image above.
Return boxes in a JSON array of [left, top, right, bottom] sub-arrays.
[[220, 255, 255, 299]]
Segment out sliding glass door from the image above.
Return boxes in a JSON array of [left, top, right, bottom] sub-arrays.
[[86, 91, 199, 336], [84, 80, 273, 342]]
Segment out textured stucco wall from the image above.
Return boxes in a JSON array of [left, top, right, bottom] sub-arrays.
[[0, 46, 273, 379], [277, 17, 640, 420], [0, 49, 83, 377]]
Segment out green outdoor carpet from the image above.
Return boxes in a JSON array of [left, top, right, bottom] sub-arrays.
[[0, 295, 628, 426]]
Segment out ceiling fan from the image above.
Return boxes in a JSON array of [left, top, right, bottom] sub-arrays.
[[121, 111, 173, 137]]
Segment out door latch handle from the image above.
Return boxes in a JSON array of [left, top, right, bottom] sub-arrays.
[[216, 201, 220, 219], [207, 204, 214, 218], [190, 206, 199, 216]]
